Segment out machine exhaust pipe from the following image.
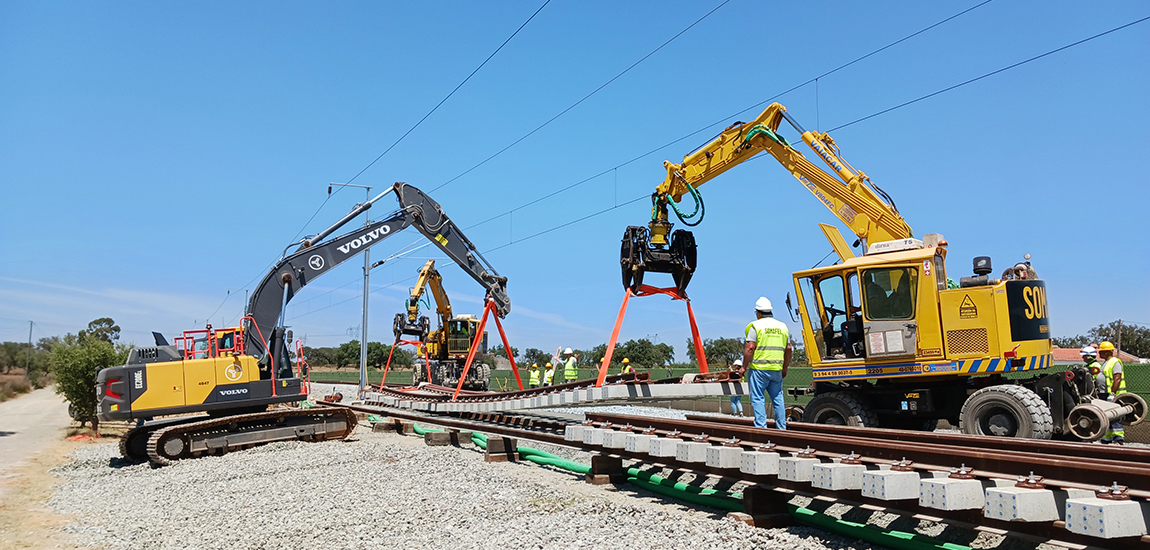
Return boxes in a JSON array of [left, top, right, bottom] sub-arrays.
[[1067, 393, 1147, 441]]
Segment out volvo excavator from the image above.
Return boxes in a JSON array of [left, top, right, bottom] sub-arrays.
[[394, 259, 491, 390], [622, 102, 1144, 439], [97, 182, 510, 464]]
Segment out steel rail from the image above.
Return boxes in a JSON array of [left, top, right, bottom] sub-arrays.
[[685, 414, 1150, 464], [587, 412, 1150, 497], [366, 372, 650, 403], [322, 401, 1150, 549]]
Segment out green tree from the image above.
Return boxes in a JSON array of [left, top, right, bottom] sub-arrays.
[[1088, 322, 1150, 359], [1053, 335, 1089, 349], [79, 318, 121, 343], [522, 348, 549, 368], [302, 346, 337, 367], [336, 340, 360, 369], [49, 322, 132, 431], [490, 344, 519, 360], [366, 341, 388, 369]]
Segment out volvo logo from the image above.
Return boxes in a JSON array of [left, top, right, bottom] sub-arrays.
[[308, 255, 325, 270]]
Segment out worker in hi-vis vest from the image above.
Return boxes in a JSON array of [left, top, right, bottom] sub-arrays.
[[1098, 341, 1126, 444], [743, 297, 792, 429], [620, 358, 634, 374], [528, 363, 541, 389], [560, 348, 578, 382], [542, 362, 555, 386]]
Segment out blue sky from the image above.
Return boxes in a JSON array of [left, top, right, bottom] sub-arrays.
[[2, 1, 1148, 360]]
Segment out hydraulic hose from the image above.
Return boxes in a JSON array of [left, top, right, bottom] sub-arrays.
[[789, 505, 970, 550], [411, 423, 444, 435]]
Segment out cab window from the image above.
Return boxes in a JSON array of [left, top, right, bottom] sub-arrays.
[[862, 267, 918, 320], [816, 275, 846, 325]]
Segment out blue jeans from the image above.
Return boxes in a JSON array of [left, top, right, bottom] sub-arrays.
[[749, 368, 786, 429], [729, 395, 743, 415]]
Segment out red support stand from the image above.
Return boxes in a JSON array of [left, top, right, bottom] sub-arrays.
[[453, 298, 522, 400], [594, 285, 709, 388], [381, 338, 431, 388]]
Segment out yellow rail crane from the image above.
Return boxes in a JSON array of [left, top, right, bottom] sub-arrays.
[[621, 102, 1105, 439], [394, 259, 490, 390]]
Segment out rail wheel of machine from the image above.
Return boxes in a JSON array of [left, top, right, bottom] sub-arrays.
[[803, 391, 879, 427], [669, 230, 697, 293], [784, 405, 805, 424], [959, 385, 1053, 439]]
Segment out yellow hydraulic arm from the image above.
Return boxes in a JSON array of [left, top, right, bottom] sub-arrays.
[[406, 260, 453, 330], [652, 102, 912, 248]]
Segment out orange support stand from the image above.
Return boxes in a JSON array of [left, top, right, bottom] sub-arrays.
[[453, 299, 523, 400], [381, 338, 432, 389], [594, 284, 709, 388]]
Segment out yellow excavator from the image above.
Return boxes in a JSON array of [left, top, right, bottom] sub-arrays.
[[394, 259, 490, 390], [621, 102, 1130, 439]]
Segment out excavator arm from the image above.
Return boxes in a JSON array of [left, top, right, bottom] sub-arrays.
[[245, 182, 509, 362], [395, 259, 453, 341], [622, 102, 912, 293]]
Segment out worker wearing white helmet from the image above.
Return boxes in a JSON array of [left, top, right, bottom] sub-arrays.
[[743, 297, 792, 429], [730, 359, 745, 416], [1081, 345, 1102, 396], [561, 347, 578, 382]]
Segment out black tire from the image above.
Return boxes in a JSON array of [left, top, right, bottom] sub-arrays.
[[803, 391, 879, 428], [959, 385, 1053, 439]]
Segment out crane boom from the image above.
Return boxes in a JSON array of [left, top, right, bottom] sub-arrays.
[[656, 102, 911, 246]]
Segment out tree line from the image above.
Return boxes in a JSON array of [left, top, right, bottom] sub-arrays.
[[1053, 321, 1149, 359]]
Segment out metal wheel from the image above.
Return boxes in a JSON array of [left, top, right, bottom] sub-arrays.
[[784, 405, 805, 424], [620, 227, 645, 292], [158, 433, 190, 460], [959, 385, 1053, 439], [803, 391, 879, 427]]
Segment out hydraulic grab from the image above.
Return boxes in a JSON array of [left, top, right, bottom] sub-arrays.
[[97, 182, 509, 464]]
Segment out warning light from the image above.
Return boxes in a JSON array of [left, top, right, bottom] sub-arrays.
[[111, 404, 119, 411]]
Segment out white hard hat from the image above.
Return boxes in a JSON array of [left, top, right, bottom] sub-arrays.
[[1081, 345, 1097, 356], [755, 297, 773, 312], [564, 347, 573, 354], [733, 359, 743, 367]]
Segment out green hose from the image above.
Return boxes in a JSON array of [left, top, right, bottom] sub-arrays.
[[627, 468, 740, 499], [742, 124, 790, 147], [411, 423, 444, 435], [789, 504, 970, 550], [626, 475, 743, 511]]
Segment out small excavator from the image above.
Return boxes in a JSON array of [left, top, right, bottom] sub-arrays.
[[97, 182, 509, 464], [394, 260, 491, 390], [620, 103, 1143, 439]]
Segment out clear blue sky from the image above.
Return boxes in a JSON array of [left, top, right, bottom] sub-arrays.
[[2, 1, 1148, 359]]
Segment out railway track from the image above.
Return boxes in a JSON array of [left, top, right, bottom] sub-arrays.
[[321, 400, 1150, 549]]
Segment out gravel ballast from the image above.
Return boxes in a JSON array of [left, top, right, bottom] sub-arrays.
[[50, 428, 887, 550]]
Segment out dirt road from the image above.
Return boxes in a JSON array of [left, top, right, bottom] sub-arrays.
[[0, 388, 72, 500]]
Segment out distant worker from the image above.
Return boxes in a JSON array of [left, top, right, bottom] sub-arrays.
[[743, 297, 792, 429], [620, 358, 634, 375], [528, 363, 541, 389], [542, 362, 555, 387], [730, 359, 745, 416], [1098, 341, 1126, 444], [1081, 345, 1103, 396], [561, 347, 578, 382]]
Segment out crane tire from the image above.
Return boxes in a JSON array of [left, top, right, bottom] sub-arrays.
[[960, 384, 1053, 439], [803, 391, 879, 428]]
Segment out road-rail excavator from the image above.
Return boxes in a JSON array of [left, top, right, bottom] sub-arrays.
[[394, 259, 491, 390], [623, 102, 1144, 439], [97, 182, 510, 464]]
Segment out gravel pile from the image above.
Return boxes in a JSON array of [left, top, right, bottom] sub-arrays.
[[50, 429, 885, 550]]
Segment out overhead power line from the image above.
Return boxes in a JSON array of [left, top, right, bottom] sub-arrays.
[[829, 14, 1150, 132], [429, 0, 732, 193]]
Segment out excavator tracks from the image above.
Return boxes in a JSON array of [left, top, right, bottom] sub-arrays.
[[138, 407, 358, 466]]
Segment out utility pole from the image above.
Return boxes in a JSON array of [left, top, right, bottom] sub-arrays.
[[26, 321, 32, 372], [329, 182, 373, 394], [1116, 318, 1123, 357]]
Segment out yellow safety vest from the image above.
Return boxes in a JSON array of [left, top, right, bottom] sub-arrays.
[[543, 368, 554, 385], [745, 317, 788, 371], [1103, 357, 1126, 394], [621, 364, 634, 374], [563, 357, 578, 380], [529, 368, 540, 386]]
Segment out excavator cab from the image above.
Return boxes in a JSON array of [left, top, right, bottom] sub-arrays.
[[446, 316, 487, 358]]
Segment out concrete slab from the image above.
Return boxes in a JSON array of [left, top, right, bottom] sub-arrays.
[[1064, 497, 1148, 539], [624, 433, 656, 453], [739, 451, 780, 476], [583, 427, 606, 446], [676, 441, 710, 463], [812, 463, 866, 491], [779, 456, 819, 482], [985, 486, 1059, 522], [705, 446, 742, 469], [602, 430, 628, 449], [861, 470, 920, 501], [565, 425, 585, 442], [648, 437, 680, 458], [920, 478, 985, 511]]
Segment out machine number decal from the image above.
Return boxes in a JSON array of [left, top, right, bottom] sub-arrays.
[[133, 370, 144, 390], [959, 295, 978, 319]]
